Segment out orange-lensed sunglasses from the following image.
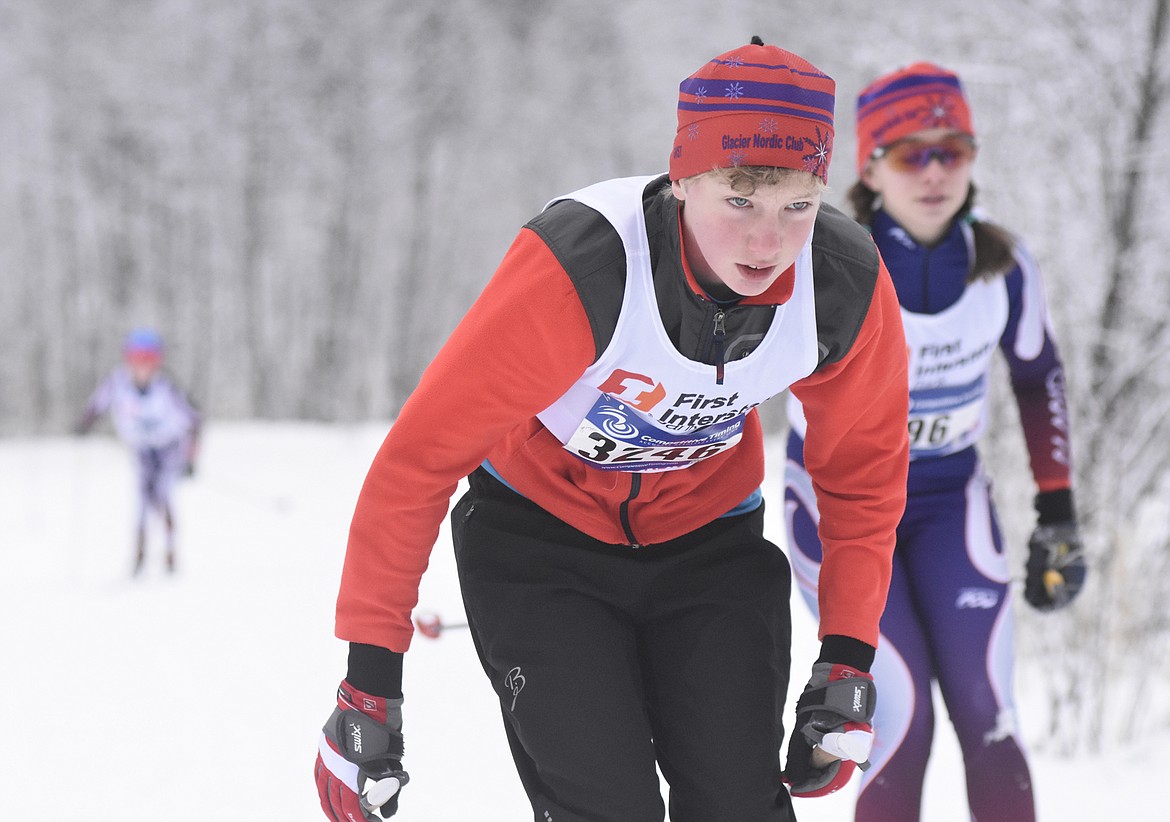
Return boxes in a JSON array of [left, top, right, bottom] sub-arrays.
[[870, 135, 977, 173]]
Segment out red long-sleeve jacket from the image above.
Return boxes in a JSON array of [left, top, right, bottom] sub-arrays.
[[336, 177, 909, 655]]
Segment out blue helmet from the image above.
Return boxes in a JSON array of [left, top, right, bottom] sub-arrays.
[[123, 327, 164, 361]]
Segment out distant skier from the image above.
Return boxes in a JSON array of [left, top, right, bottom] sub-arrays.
[[76, 328, 201, 575]]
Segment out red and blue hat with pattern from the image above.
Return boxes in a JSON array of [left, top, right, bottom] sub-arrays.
[[855, 62, 974, 174], [669, 37, 835, 182]]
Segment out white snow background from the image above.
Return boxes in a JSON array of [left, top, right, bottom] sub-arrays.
[[0, 422, 1160, 819]]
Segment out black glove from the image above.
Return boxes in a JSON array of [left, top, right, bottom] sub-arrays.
[[315, 680, 409, 820], [784, 662, 876, 798], [1025, 522, 1086, 610]]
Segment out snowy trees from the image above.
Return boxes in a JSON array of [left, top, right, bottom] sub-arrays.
[[1028, 0, 1170, 752], [0, 0, 649, 430]]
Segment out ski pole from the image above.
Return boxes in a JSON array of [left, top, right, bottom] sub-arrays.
[[414, 613, 469, 639]]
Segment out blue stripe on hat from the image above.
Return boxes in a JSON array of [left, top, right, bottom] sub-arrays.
[[677, 100, 834, 127], [681, 78, 833, 110], [857, 73, 963, 115], [680, 79, 833, 117]]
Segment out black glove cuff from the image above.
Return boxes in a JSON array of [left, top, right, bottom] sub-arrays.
[[1034, 488, 1075, 525], [816, 635, 875, 672], [348, 643, 404, 698]]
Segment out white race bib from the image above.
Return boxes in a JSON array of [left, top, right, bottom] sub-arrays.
[[565, 395, 743, 472]]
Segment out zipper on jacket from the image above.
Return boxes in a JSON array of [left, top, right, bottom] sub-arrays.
[[712, 309, 727, 385], [620, 473, 642, 548]]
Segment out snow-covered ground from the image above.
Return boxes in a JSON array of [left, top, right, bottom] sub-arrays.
[[0, 422, 1158, 819]]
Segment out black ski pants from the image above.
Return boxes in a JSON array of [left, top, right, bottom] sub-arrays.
[[452, 468, 796, 822]]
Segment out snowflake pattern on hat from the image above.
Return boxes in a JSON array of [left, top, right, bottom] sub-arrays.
[[923, 95, 962, 129], [803, 128, 833, 178]]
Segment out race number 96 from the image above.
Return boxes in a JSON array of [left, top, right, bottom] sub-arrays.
[[907, 414, 949, 447]]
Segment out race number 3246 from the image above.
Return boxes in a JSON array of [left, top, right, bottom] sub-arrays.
[[573, 431, 731, 466]]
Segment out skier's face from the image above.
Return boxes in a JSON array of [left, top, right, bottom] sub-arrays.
[[126, 355, 160, 387], [862, 127, 975, 245], [672, 171, 821, 300]]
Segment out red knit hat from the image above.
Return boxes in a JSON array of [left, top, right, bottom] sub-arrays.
[[855, 62, 974, 175], [669, 37, 835, 182]]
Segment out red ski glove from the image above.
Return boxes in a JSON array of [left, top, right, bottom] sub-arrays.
[[784, 662, 876, 798], [315, 680, 409, 821]]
